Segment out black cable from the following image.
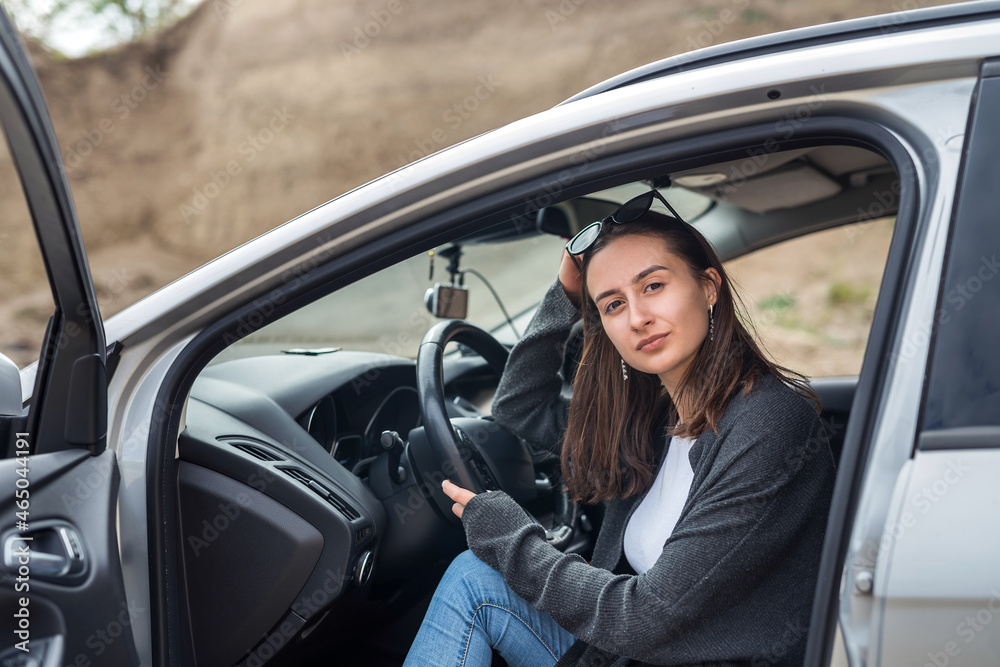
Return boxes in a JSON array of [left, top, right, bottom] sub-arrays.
[[460, 268, 521, 339]]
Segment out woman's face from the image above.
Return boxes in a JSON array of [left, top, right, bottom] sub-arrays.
[[586, 234, 719, 394]]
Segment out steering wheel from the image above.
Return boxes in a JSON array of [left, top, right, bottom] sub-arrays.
[[410, 320, 578, 550]]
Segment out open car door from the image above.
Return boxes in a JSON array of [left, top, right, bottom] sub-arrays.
[[0, 9, 135, 666]]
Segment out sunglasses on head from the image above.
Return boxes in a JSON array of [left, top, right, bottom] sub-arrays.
[[564, 190, 686, 270]]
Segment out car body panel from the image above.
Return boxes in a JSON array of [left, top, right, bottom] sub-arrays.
[[874, 449, 1000, 665]]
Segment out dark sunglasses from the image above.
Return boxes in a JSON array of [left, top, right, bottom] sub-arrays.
[[564, 190, 686, 270]]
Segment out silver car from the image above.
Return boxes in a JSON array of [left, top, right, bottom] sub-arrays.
[[0, 2, 997, 665]]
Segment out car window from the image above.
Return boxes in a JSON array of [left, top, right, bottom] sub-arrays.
[[212, 232, 567, 364], [0, 129, 55, 370], [921, 72, 1000, 433], [725, 217, 895, 378]]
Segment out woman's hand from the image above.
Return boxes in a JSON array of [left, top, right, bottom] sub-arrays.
[[442, 479, 478, 519], [558, 249, 583, 308]]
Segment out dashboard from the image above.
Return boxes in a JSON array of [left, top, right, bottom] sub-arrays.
[[300, 381, 422, 472], [190, 350, 430, 476], [175, 348, 490, 666]]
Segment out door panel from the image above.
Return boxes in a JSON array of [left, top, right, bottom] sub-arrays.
[[0, 450, 137, 664]]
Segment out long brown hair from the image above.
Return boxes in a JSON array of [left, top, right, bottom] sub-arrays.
[[561, 211, 819, 503]]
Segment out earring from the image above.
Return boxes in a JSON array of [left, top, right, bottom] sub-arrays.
[[621, 358, 629, 381], [709, 304, 715, 342]]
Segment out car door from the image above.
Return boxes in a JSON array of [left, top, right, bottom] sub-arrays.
[[0, 9, 135, 666]]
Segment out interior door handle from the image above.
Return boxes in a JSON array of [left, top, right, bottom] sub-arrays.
[[3, 522, 87, 584]]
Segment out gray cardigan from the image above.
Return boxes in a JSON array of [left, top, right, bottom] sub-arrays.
[[461, 281, 836, 666]]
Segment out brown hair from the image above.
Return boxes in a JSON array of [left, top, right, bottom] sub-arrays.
[[561, 211, 819, 504]]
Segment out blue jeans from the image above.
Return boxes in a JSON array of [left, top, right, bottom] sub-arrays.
[[404, 550, 577, 667]]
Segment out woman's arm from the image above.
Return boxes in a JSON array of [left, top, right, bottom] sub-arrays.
[[462, 387, 836, 664], [490, 276, 581, 459]]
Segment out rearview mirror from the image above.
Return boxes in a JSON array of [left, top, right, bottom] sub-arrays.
[[536, 206, 571, 237], [536, 197, 621, 239]]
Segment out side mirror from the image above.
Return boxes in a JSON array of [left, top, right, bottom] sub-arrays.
[[0, 352, 21, 416]]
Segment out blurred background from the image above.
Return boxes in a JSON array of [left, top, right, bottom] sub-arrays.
[[0, 0, 967, 369]]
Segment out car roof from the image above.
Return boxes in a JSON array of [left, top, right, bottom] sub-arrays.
[[563, 0, 1000, 104]]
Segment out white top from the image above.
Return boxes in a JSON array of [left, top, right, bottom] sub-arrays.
[[623, 435, 696, 575]]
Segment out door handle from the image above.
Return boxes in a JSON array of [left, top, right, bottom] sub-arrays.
[[3, 522, 87, 583]]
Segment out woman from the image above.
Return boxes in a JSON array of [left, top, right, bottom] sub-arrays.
[[404, 191, 836, 667]]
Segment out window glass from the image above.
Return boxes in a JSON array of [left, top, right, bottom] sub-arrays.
[[921, 75, 1000, 431], [0, 129, 55, 369], [725, 218, 895, 378], [213, 232, 567, 364]]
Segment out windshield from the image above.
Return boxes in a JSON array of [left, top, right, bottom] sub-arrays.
[[213, 232, 567, 363]]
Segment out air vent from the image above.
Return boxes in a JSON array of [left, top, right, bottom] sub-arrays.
[[278, 467, 360, 522], [231, 442, 283, 462], [327, 491, 360, 521], [281, 467, 313, 485]]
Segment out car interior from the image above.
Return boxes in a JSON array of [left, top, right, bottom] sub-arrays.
[[173, 142, 899, 666]]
